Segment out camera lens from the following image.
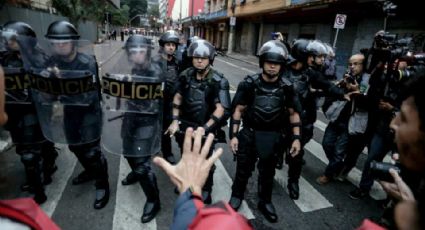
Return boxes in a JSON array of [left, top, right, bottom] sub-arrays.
[[370, 161, 401, 182]]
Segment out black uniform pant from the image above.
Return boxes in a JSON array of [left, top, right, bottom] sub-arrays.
[[125, 156, 159, 202], [69, 140, 108, 188], [286, 123, 314, 183], [231, 128, 280, 203], [7, 111, 58, 194], [161, 95, 173, 158]]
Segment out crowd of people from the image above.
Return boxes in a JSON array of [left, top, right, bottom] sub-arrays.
[[0, 20, 424, 229]]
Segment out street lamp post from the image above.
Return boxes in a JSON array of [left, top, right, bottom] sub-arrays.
[[128, 14, 144, 27]]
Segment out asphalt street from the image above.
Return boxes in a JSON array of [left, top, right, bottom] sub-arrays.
[[0, 40, 387, 230]]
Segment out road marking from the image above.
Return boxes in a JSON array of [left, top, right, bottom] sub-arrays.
[[41, 144, 78, 217], [305, 140, 386, 200], [213, 159, 255, 219], [314, 120, 327, 132], [112, 156, 157, 230], [275, 165, 333, 212], [215, 57, 257, 74]]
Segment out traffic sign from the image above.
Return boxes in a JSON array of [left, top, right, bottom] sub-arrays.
[[333, 14, 347, 29], [230, 17, 236, 26]]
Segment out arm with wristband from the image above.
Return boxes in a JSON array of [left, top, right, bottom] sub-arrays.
[[165, 93, 183, 137]]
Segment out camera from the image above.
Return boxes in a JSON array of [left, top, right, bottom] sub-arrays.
[[370, 161, 401, 183]]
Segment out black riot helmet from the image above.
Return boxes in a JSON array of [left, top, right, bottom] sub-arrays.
[[306, 40, 328, 57], [45, 20, 80, 40], [188, 39, 216, 65], [124, 35, 153, 58], [186, 35, 200, 47], [291, 39, 310, 63], [3, 21, 36, 38], [258, 40, 288, 68], [159, 30, 180, 47], [2, 21, 37, 50]]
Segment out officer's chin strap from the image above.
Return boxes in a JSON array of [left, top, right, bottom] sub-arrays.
[[263, 69, 280, 79], [195, 64, 210, 74]]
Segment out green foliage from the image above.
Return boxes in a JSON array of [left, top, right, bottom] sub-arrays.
[[126, 0, 147, 20], [148, 4, 159, 18], [50, 0, 130, 26]]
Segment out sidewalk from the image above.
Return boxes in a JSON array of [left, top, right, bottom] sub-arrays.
[[225, 52, 258, 66]]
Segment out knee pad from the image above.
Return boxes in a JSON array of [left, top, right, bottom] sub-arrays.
[[130, 157, 151, 178], [83, 147, 102, 164]]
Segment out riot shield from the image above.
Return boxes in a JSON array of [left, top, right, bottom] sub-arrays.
[[3, 67, 46, 144], [3, 67, 31, 104], [17, 36, 102, 145], [101, 45, 164, 157]]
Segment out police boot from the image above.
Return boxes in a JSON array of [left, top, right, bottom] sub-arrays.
[[287, 180, 300, 200], [258, 201, 278, 223], [140, 173, 160, 223], [21, 152, 47, 204], [42, 142, 58, 185], [93, 155, 110, 209], [258, 176, 277, 222], [94, 181, 110, 209], [228, 196, 242, 211], [121, 171, 138, 186], [33, 187, 47, 204]]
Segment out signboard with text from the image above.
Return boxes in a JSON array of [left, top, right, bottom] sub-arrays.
[[333, 14, 347, 29]]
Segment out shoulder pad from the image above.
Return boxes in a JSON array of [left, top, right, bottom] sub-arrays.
[[180, 67, 194, 81], [77, 53, 91, 64], [244, 74, 259, 83], [211, 70, 224, 82], [280, 76, 292, 86]]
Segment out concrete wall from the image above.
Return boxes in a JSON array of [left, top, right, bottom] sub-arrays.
[[0, 5, 98, 42]]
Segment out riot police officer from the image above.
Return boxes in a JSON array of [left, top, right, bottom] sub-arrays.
[[166, 39, 231, 204], [43, 20, 109, 209], [228, 40, 301, 222], [103, 35, 162, 223], [1, 21, 58, 204], [157, 30, 180, 165]]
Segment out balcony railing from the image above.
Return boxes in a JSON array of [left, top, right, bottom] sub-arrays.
[[205, 9, 227, 21]]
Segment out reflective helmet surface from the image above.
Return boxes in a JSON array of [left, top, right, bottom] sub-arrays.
[[306, 40, 327, 56], [188, 39, 216, 64], [323, 43, 335, 57], [258, 40, 288, 67], [291, 39, 310, 62], [125, 35, 152, 50], [159, 30, 180, 46], [45, 20, 80, 40], [124, 35, 153, 57], [3, 21, 36, 38], [187, 35, 200, 47]]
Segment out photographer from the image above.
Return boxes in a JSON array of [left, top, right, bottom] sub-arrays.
[[349, 31, 408, 199], [378, 71, 425, 230], [317, 54, 363, 185]]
